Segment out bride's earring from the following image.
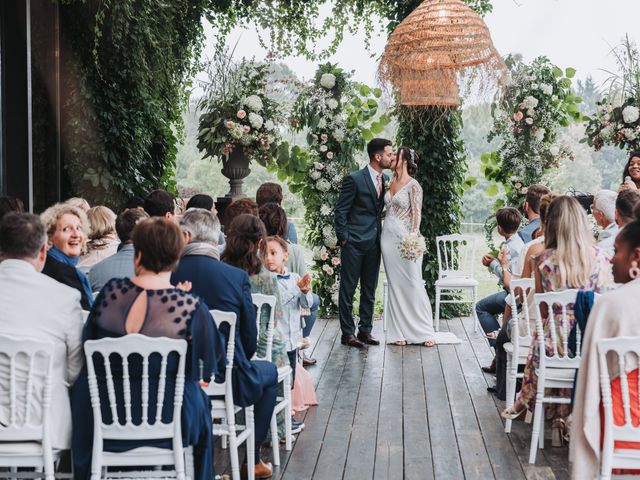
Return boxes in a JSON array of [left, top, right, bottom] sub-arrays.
[[630, 260, 640, 279]]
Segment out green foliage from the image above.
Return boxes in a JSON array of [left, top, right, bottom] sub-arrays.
[[396, 106, 467, 312], [59, 0, 208, 207]]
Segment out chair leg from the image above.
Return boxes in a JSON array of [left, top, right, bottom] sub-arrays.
[[284, 375, 292, 451], [222, 417, 228, 449], [246, 406, 255, 480], [529, 397, 544, 464], [435, 288, 441, 332], [270, 412, 281, 466], [471, 286, 478, 332], [504, 354, 514, 434], [228, 423, 241, 480]]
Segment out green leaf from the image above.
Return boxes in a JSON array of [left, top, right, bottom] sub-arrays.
[[565, 67, 576, 78], [370, 121, 384, 134], [362, 129, 374, 141], [552, 66, 563, 78], [486, 185, 499, 196], [373, 88, 382, 98]]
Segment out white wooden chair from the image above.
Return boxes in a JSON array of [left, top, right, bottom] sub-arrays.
[[202, 310, 255, 480], [504, 278, 536, 434], [83, 334, 189, 479], [0, 335, 59, 479], [434, 234, 478, 331], [82, 310, 91, 323], [597, 336, 640, 479], [251, 293, 292, 466], [529, 289, 582, 464]]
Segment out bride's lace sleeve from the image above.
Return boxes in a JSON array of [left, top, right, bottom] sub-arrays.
[[409, 182, 423, 233]]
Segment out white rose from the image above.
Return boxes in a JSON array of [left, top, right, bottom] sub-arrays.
[[623, 105, 640, 124], [314, 162, 325, 170], [327, 152, 334, 160], [549, 146, 560, 156], [326, 98, 339, 110], [320, 73, 336, 89], [309, 171, 321, 180], [523, 96, 539, 109], [319, 145, 328, 152], [540, 83, 553, 96], [316, 179, 331, 192], [623, 128, 637, 141], [525, 117, 534, 125], [243, 95, 263, 112], [248, 112, 264, 130], [601, 124, 615, 139], [264, 120, 275, 131]]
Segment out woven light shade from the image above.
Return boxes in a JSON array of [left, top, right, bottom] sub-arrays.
[[379, 0, 507, 106]]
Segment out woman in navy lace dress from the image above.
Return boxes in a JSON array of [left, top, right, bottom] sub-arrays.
[[71, 218, 225, 480]]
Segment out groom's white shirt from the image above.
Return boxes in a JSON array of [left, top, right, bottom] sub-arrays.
[[366, 164, 381, 190]]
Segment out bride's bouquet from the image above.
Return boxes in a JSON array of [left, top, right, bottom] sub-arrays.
[[398, 232, 426, 262]]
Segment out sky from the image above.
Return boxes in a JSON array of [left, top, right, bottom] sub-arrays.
[[200, 0, 640, 89]]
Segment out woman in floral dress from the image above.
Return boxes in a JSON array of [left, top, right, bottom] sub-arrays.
[[501, 196, 613, 431]]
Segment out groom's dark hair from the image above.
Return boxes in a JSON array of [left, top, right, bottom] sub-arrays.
[[367, 138, 392, 160]]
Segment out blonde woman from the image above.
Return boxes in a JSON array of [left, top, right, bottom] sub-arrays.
[[501, 196, 612, 433], [41, 203, 93, 310], [64, 196, 90, 213], [78, 206, 119, 269]]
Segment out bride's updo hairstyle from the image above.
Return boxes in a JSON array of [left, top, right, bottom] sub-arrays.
[[221, 213, 267, 275], [398, 146, 419, 176]]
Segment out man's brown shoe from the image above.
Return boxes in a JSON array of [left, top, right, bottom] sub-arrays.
[[341, 335, 365, 348], [357, 332, 380, 346], [302, 356, 317, 366], [242, 460, 273, 479], [481, 357, 497, 374]]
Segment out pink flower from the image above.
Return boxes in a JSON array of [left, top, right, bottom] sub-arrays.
[[518, 102, 525, 110], [243, 125, 251, 133], [322, 264, 334, 276], [525, 117, 534, 125], [237, 110, 247, 119], [527, 108, 535, 116], [226, 121, 234, 129], [514, 182, 522, 189], [331, 257, 341, 266], [319, 251, 329, 261], [513, 111, 524, 122], [327, 152, 334, 160], [521, 187, 528, 194]]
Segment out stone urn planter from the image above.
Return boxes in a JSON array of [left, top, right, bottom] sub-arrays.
[[221, 147, 251, 198]]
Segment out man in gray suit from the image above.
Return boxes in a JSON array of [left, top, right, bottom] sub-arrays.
[[0, 212, 84, 449], [335, 138, 393, 348]]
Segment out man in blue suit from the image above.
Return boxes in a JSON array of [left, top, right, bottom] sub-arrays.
[[171, 208, 276, 478], [335, 138, 393, 348]]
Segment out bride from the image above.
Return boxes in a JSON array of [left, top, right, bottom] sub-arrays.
[[381, 147, 460, 346]]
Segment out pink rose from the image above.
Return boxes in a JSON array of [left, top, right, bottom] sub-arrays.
[[226, 121, 234, 129], [514, 182, 522, 189], [243, 125, 251, 133], [527, 108, 535, 116], [319, 251, 329, 261], [327, 152, 334, 160], [513, 111, 524, 122], [525, 117, 534, 125], [237, 110, 247, 119], [331, 257, 341, 266], [322, 265, 334, 276]]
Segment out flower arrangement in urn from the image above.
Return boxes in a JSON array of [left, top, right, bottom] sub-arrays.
[[197, 57, 284, 167]]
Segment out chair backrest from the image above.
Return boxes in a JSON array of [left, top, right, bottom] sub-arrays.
[[251, 293, 277, 361], [202, 310, 237, 400], [597, 336, 640, 446], [508, 278, 536, 348], [83, 334, 187, 442], [435, 234, 476, 279], [533, 289, 581, 369], [0, 335, 54, 442]]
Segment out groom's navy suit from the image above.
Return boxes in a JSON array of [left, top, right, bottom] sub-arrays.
[[335, 166, 388, 337]]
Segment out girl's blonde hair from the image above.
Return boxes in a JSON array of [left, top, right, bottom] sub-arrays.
[[87, 206, 117, 240], [544, 196, 595, 288], [40, 203, 89, 247], [64, 197, 90, 213]]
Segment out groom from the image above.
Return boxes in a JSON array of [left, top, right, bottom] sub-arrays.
[[335, 138, 393, 348]]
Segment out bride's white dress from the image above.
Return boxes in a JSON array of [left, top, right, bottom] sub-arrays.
[[381, 179, 460, 345]]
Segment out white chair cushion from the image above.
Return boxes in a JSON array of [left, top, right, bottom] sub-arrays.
[[536, 367, 576, 382], [436, 277, 479, 288]]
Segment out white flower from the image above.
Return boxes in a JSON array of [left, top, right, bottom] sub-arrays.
[[319, 145, 328, 152], [318, 118, 327, 129], [540, 83, 553, 95], [623, 128, 638, 141], [331, 291, 339, 306], [320, 134, 328, 143], [314, 162, 325, 170], [549, 146, 560, 156], [309, 171, 322, 180], [229, 124, 243, 140], [525, 117, 534, 125], [612, 97, 624, 109], [243, 95, 263, 112], [623, 105, 640, 124], [320, 204, 332, 216], [332, 174, 343, 185], [326, 98, 339, 110], [533, 128, 545, 141], [551, 95, 558, 101], [523, 96, 539, 109], [248, 112, 264, 130], [320, 73, 336, 89], [316, 179, 331, 192], [531, 83, 539, 90], [326, 152, 334, 160], [601, 124, 615, 139], [264, 120, 275, 131], [333, 129, 345, 142], [603, 114, 611, 123]]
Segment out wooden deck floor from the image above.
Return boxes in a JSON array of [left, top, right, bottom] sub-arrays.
[[214, 317, 570, 480]]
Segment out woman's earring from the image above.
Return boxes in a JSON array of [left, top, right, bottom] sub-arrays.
[[630, 260, 640, 279]]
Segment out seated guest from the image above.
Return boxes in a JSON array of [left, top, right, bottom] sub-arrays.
[[78, 206, 119, 270], [591, 190, 618, 256], [571, 219, 640, 479], [477, 207, 525, 355], [0, 195, 24, 220], [259, 202, 319, 366], [615, 189, 640, 227], [171, 209, 277, 478], [89, 208, 148, 291], [40, 203, 93, 310], [144, 189, 176, 219], [256, 182, 298, 243], [518, 184, 551, 243], [122, 195, 145, 212], [502, 196, 612, 429], [65, 197, 90, 213], [224, 197, 259, 223], [71, 217, 225, 480], [0, 212, 84, 451], [185, 193, 225, 246]]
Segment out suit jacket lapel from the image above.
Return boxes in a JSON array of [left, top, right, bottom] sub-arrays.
[[362, 167, 377, 204]]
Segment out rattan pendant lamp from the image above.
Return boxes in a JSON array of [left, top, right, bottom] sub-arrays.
[[379, 0, 507, 106]]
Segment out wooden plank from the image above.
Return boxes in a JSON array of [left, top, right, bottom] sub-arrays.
[[402, 345, 434, 480], [342, 325, 386, 480], [458, 316, 558, 480], [448, 317, 527, 480], [438, 320, 495, 479], [421, 337, 464, 479], [373, 345, 404, 480]]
